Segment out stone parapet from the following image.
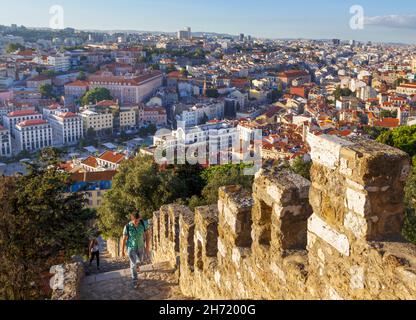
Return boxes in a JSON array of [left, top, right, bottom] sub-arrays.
[[151, 134, 416, 300]]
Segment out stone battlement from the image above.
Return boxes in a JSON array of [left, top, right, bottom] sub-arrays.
[[152, 134, 416, 300]]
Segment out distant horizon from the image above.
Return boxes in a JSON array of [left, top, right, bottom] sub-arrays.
[[1, 1, 416, 44], [3, 24, 415, 46]]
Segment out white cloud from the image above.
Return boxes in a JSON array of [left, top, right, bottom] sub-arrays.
[[364, 15, 416, 29]]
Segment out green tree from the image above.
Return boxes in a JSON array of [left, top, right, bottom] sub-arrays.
[[393, 77, 406, 89], [334, 86, 353, 101], [200, 164, 253, 205], [380, 110, 398, 119], [404, 157, 416, 244], [81, 88, 112, 106], [291, 157, 312, 181], [98, 156, 165, 238], [206, 88, 220, 98], [0, 164, 92, 299], [377, 127, 416, 243], [377, 125, 416, 158], [166, 65, 177, 74], [6, 43, 25, 54], [39, 84, 54, 99], [77, 71, 87, 81], [363, 126, 388, 140]]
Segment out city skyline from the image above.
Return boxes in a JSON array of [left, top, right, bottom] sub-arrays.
[[1, 0, 416, 44]]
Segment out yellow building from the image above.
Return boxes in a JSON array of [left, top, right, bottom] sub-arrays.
[[69, 171, 117, 209], [119, 109, 137, 129], [80, 110, 114, 133]]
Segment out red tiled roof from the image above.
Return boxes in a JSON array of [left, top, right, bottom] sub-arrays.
[[27, 75, 51, 82], [398, 83, 416, 89], [99, 151, 126, 164], [8, 110, 39, 117], [82, 156, 98, 168], [96, 100, 118, 107], [70, 170, 117, 182], [279, 70, 309, 78], [374, 118, 400, 128], [66, 80, 89, 87], [59, 112, 77, 119], [168, 71, 182, 79], [17, 119, 48, 127]]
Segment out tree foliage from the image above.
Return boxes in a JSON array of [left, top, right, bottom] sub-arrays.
[[377, 125, 416, 158], [97, 156, 205, 238], [39, 84, 54, 99], [377, 126, 416, 244], [290, 157, 312, 181], [206, 88, 220, 98], [6, 43, 25, 53], [97, 158, 253, 237], [81, 87, 112, 106], [77, 71, 87, 81], [404, 157, 416, 244], [362, 126, 389, 140], [0, 163, 92, 299], [334, 86, 353, 101]]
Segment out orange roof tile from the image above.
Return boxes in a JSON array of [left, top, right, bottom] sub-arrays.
[[82, 156, 98, 168], [99, 151, 126, 164], [17, 119, 48, 127]]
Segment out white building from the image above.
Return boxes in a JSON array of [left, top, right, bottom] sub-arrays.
[[47, 54, 71, 72], [3, 110, 43, 134], [176, 101, 225, 127], [154, 121, 238, 165], [0, 126, 12, 157], [178, 27, 192, 40], [48, 111, 84, 146], [15, 119, 53, 152]]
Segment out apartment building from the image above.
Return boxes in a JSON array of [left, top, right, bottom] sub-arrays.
[[97, 151, 126, 170], [80, 109, 114, 134], [3, 110, 43, 134], [26, 75, 52, 90], [64, 80, 89, 107], [15, 119, 53, 152], [119, 107, 137, 129], [154, 121, 238, 165], [69, 171, 117, 208], [47, 54, 71, 72], [48, 111, 84, 146], [0, 126, 12, 157], [278, 70, 311, 88], [175, 101, 225, 127], [88, 71, 163, 104], [396, 83, 416, 96], [139, 106, 167, 127]]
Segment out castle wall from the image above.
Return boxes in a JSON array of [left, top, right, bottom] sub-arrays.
[[151, 134, 416, 300]]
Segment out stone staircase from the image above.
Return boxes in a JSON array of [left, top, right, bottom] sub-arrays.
[[79, 239, 192, 300]]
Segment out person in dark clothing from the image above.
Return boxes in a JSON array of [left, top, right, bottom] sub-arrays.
[[89, 238, 100, 270]]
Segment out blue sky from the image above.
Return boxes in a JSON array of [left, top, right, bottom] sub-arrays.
[[1, 0, 416, 43]]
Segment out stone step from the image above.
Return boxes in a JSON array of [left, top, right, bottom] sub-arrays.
[[83, 262, 175, 285]]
